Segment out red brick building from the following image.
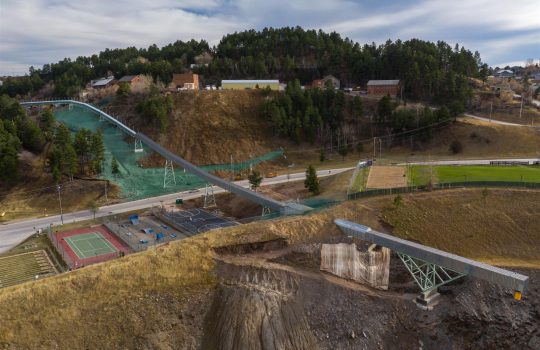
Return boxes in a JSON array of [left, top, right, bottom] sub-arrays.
[[118, 75, 142, 85], [171, 73, 200, 90], [367, 80, 400, 96]]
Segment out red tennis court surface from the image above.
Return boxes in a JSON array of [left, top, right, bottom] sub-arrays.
[[54, 225, 130, 268]]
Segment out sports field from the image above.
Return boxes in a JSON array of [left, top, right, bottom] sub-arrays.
[[409, 165, 540, 186], [54, 225, 129, 268], [65, 232, 117, 259], [366, 166, 407, 189]]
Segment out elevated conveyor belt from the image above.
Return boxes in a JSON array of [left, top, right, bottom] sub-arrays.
[[21, 100, 136, 136], [21, 100, 311, 214], [335, 219, 529, 295]]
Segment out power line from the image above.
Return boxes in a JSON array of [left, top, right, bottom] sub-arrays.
[[282, 117, 455, 155]]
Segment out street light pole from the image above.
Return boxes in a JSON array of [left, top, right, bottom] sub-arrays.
[[57, 185, 64, 225]]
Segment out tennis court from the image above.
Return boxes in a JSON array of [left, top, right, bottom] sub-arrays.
[[64, 232, 118, 259], [52, 225, 130, 268]]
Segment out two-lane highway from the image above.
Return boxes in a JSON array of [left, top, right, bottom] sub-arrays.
[[0, 167, 353, 253]]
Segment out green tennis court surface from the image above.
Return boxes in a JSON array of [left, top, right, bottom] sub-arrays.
[[65, 232, 117, 259]]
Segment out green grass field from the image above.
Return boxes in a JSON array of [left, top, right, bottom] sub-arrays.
[[409, 165, 540, 186], [351, 167, 370, 192], [65, 232, 117, 259]]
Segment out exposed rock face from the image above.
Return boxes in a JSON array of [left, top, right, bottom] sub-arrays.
[[202, 263, 318, 350], [320, 243, 390, 289]]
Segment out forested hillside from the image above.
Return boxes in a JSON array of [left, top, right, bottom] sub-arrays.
[[1, 27, 486, 104], [0, 96, 47, 185], [262, 80, 454, 147], [0, 96, 106, 187]]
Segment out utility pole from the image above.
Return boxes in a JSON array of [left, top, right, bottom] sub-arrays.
[[379, 138, 382, 159], [519, 96, 523, 119], [57, 185, 64, 225], [489, 101, 493, 121], [373, 137, 376, 158], [104, 181, 108, 203], [230, 154, 233, 181]]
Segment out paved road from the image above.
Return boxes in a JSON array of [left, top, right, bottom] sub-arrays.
[[463, 113, 538, 128], [400, 158, 539, 166], [0, 167, 353, 254]]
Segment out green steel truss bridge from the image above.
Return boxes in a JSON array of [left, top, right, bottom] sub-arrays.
[[21, 99, 311, 215], [335, 219, 529, 300]]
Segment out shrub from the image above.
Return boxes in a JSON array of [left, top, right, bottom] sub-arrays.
[[449, 140, 463, 154], [393, 194, 403, 207]]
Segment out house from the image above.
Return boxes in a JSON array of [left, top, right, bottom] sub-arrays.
[[118, 75, 142, 85], [310, 75, 340, 89], [367, 80, 400, 96], [171, 73, 199, 90], [530, 72, 540, 83], [221, 80, 280, 90], [91, 77, 116, 89], [495, 69, 514, 78]]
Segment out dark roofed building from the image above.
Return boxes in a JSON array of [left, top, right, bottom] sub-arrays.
[[367, 80, 400, 96], [91, 77, 116, 89], [118, 75, 142, 84]]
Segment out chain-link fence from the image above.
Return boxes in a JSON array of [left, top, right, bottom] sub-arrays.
[[348, 181, 540, 200]]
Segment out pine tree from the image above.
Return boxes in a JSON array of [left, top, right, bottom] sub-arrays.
[[62, 145, 78, 181], [74, 128, 91, 174], [0, 121, 21, 184], [90, 131, 105, 174], [338, 144, 348, 160], [111, 157, 120, 178], [54, 123, 71, 148], [52, 166, 61, 183], [304, 165, 320, 195], [319, 150, 325, 162], [40, 109, 56, 137], [248, 170, 263, 192], [116, 82, 131, 97]]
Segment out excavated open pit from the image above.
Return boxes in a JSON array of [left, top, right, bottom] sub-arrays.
[[200, 239, 540, 350]]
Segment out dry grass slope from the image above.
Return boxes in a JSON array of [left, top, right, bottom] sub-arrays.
[[382, 189, 540, 267], [142, 90, 278, 167], [0, 188, 538, 348]]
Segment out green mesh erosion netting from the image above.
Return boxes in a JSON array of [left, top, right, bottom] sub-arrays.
[[203, 149, 284, 172], [54, 106, 283, 200]]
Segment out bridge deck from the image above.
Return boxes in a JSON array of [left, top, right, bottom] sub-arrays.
[[334, 219, 529, 293]]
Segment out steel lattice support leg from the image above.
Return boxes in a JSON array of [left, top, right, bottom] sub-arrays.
[[261, 206, 271, 217], [163, 160, 176, 188], [134, 139, 143, 153], [204, 184, 217, 209], [397, 253, 466, 293]]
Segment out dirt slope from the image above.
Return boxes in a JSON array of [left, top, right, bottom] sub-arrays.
[[129, 90, 279, 166], [0, 189, 538, 349]]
